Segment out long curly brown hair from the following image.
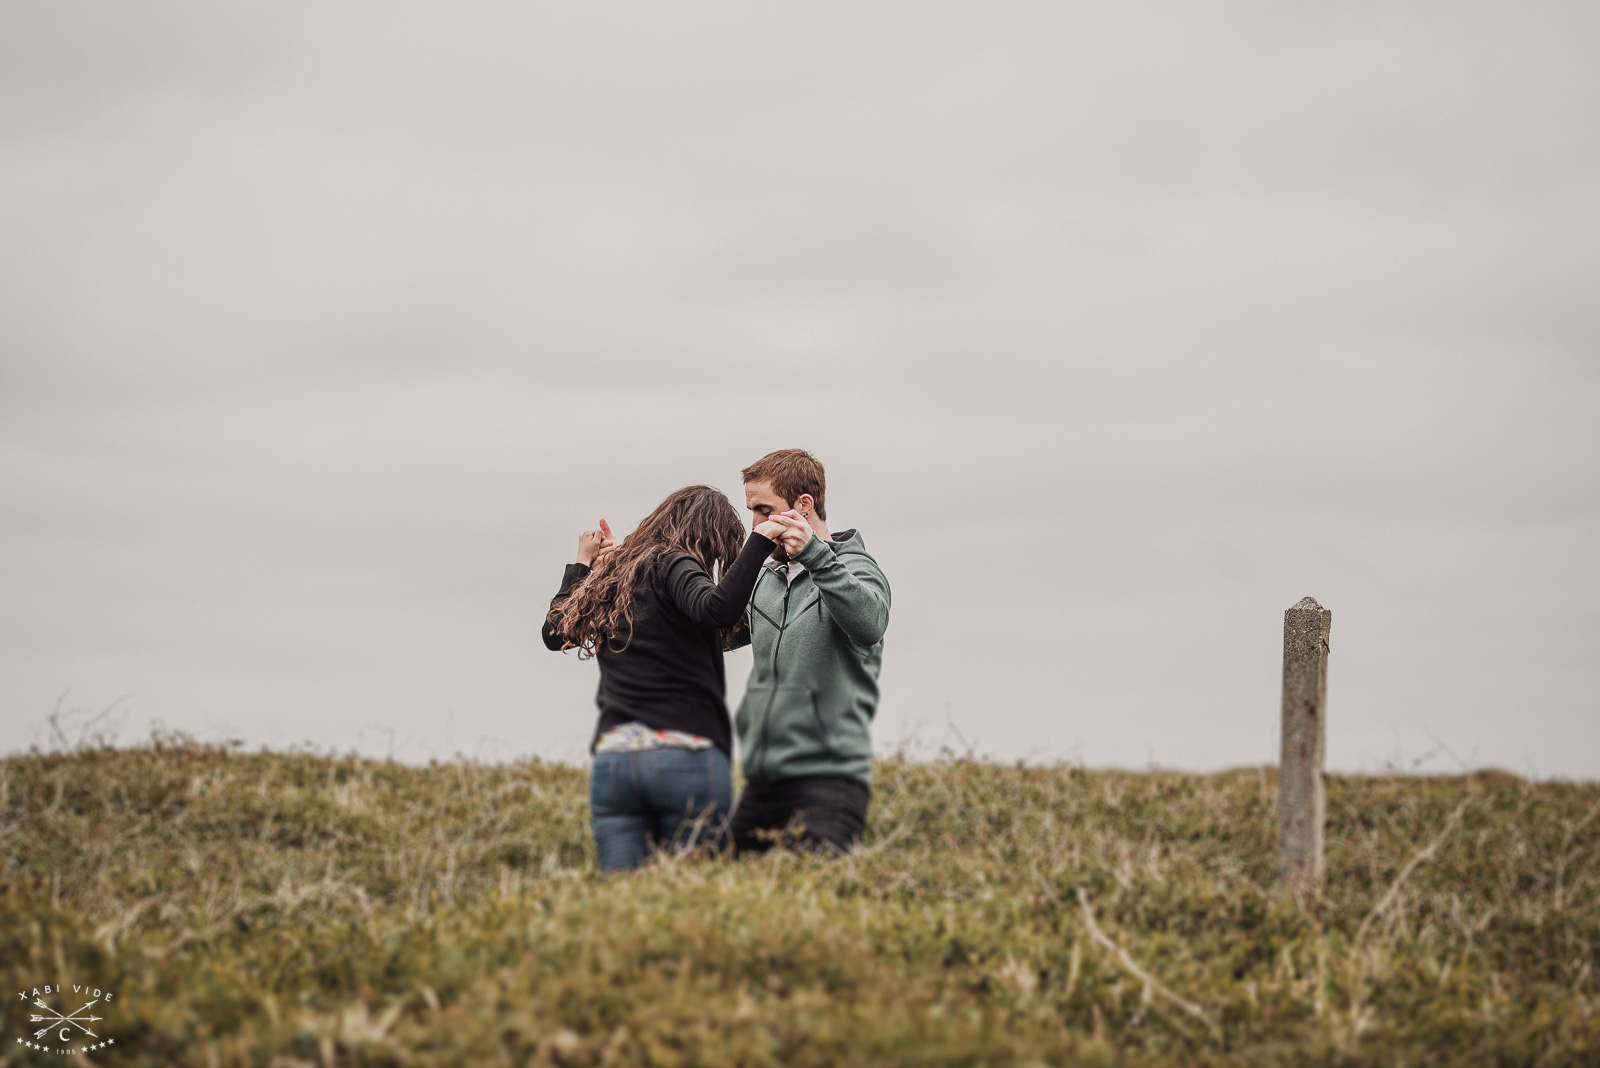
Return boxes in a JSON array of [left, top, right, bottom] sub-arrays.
[[546, 485, 747, 659]]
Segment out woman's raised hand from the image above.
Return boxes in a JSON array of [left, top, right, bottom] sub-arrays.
[[576, 519, 616, 567], [753, 516, 792, 542]]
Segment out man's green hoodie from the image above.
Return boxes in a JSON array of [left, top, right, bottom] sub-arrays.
[[731, 529, 890, 788]]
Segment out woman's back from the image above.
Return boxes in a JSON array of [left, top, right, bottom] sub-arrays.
[[542, 535, 775, 757], [590, 551, 756, 755]]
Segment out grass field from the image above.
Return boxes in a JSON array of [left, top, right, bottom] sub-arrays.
[[1, 737, 1596, 1066]]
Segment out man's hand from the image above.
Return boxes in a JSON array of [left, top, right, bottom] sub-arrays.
[[576, 519, 616, 567], [772, 510, 814, 556]]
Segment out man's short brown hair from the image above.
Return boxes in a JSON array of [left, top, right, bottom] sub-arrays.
[[742, 448, 826, 521]]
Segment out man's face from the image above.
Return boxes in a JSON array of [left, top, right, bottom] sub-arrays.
[[744, 479, 793, 525], [745, 479, 795, 560]]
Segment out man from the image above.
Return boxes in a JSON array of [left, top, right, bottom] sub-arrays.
[[727, 448, 890, 855]]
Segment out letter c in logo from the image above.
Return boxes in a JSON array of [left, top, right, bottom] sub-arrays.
[[60, 1028, 70, 1042]]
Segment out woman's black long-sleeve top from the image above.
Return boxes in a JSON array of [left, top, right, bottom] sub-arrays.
[[541, 532, 775, 757]]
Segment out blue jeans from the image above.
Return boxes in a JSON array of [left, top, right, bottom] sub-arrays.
[[589, 747, 733, 872]]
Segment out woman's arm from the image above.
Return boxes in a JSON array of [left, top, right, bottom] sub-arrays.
[[540, 562, 592, 650], [541, 522, 616, 650], [663, 531, 778, 628]]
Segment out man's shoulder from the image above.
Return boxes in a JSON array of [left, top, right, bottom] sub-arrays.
[[792, 531, 888, 595], [821, 530, 882, 568]]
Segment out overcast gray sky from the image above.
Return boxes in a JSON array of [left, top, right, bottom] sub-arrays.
[[3, 1, 1597, 775]]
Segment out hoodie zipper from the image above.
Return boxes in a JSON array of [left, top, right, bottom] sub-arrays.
[[753, 571, 793, 783]]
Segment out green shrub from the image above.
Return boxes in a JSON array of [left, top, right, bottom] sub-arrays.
[[1, 742, 1594, 1065]]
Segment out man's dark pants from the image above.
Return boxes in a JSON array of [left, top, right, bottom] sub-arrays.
[[729, 775, 870, 855]]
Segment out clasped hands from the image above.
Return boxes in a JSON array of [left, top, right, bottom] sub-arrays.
[[754, 510, 813, 556], [575, 519, 615, 568]]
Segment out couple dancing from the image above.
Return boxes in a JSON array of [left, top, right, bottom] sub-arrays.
[[541, 449, 890, 872]]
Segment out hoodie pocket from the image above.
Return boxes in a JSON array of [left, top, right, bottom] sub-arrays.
[[741, 682, 830, 775]]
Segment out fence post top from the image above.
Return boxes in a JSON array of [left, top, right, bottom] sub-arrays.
[[1287, 596, 1327, 613]]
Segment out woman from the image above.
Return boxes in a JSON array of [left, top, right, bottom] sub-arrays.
[[542, 485, 796, 872]]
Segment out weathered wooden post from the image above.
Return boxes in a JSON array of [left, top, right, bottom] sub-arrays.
[[1279, 596, 1331, 896]]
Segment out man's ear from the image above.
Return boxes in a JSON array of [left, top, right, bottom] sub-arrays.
[[794, 493, 814, 517]]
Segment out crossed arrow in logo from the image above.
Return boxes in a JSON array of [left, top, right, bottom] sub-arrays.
[[30, 997, 101, 1042]]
